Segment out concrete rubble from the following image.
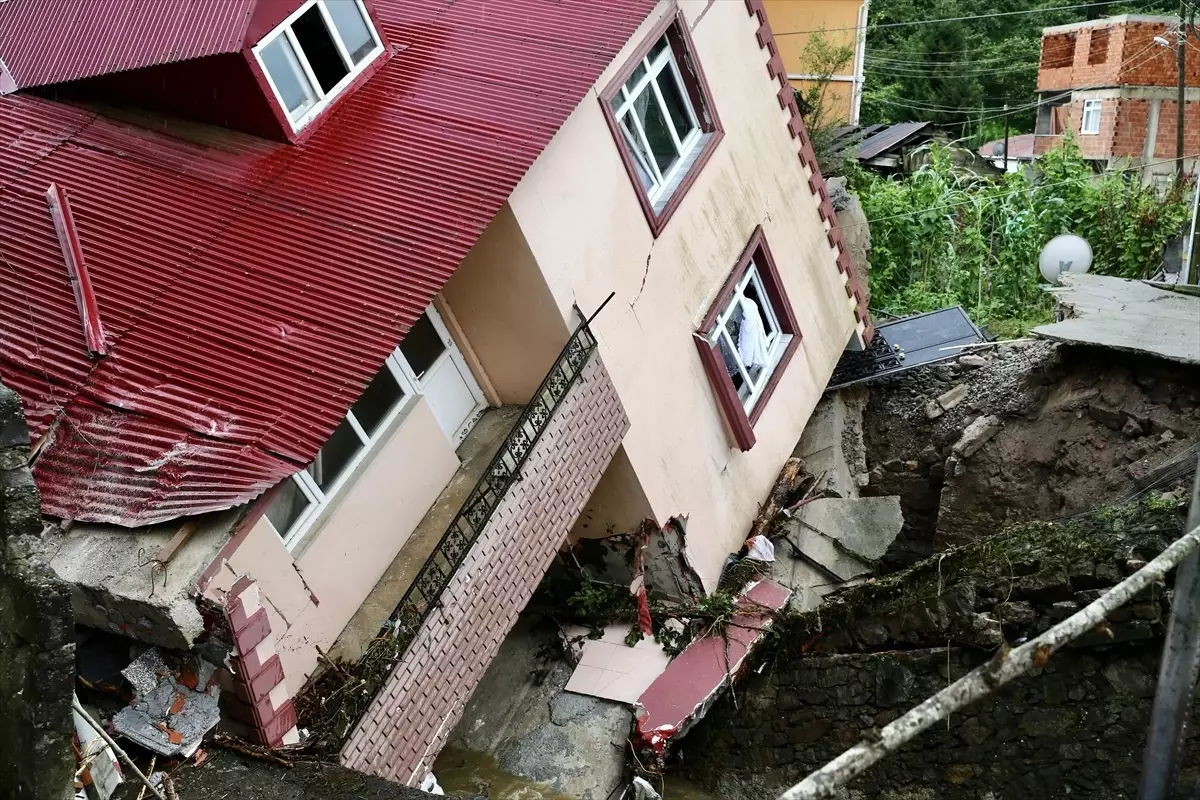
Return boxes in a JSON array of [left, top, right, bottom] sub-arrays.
[[44, 513, 239, 650], [111, 648, 221, 757]]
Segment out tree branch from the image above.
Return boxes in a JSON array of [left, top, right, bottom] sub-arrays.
[[777, 521, 1200, 800]]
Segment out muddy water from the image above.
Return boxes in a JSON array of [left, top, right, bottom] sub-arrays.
[[434, 747, 718, 800]]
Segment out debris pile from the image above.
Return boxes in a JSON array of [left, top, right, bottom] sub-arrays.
[[111, 649, 220, 758], [862, 341, 1200, 565]]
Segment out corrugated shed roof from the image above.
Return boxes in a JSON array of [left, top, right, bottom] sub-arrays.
[[0, 0, 258, 91], [855, 121, 934, 161], [0, 0, 657, 525], [827, 121, 937, 163]]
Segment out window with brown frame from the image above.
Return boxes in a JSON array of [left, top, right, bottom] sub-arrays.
[[599, 10, 723, 237], [694, 228, 801, 452]]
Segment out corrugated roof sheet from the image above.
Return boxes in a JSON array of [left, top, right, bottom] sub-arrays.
[[0, 0, 258, 91], [828, 121, 936, 163], [0, 0, 657, 525]]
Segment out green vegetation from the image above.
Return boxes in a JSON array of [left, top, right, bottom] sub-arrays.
[[863, 0, 1181, 141], [795, 32, 856, 173], [848, 138, 1193, 335]]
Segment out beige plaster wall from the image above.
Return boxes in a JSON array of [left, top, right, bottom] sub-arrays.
[[507, 0, 858, 587], [441, 204, 571, 405], [569, 444, 654, 540], [204, 398, 459, 688]]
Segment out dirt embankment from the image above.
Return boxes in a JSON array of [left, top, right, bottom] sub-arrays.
[[862, 342, 1200, 569]]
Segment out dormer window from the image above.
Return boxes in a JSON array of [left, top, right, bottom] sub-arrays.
[[253, 0, 383, 131]]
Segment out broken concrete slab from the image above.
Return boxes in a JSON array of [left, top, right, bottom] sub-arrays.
[[952, 415, 1002, 458], [925, 384, 968, 420], [792, 388, 869, 499], [443, 617, 631, 800], [780, 497, 904, 582], [46, 511, 240, 649], [1033, 274, 1200, 365]]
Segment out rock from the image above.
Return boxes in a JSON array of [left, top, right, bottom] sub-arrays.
[[1121, 416, 1145, 437], [1088, 403, 1125, 430], [951, 415, 1002, 458], [924, 399, 945, 420], [875, 658, 914, 706], [936, 384, 969, 412], [958, 354, 988, 368], [1102, 661, 1156, 697], [883, 459, 906, 473], [994, 601, 1036, 628], [957, 716, 992, 746], [918, 445, 941, 465], [1160, 430, 1176, 444], [944, 764, 975, 784]]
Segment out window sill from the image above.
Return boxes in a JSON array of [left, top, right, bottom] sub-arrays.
[[640, 129, 724, 238]]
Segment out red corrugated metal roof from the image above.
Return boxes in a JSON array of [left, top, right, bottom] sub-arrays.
[[0, 0, 656, 525], [0, 0, 259, 91]]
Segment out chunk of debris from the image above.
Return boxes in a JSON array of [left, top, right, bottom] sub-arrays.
[[112, 649, 220, 757], [780, 497, 904, 583], [925, 383, 969, 420], [632, 579, 790, 757], [952, 415, 1002, 458]]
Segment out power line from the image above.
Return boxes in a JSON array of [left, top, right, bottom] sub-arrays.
[[774, 0, 1152, 37], [860, 37, 1165, 121]]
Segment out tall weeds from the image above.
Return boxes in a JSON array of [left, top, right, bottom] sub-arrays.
[[848, 137, 1192, 337]]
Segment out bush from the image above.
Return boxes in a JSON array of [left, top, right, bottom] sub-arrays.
[[851, 137, 1193, 334]]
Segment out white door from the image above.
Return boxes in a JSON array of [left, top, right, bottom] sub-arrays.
[[397, 304, 487, 446]]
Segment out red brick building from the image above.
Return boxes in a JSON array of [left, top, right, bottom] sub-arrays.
[[1034, 15, 1200, 184]]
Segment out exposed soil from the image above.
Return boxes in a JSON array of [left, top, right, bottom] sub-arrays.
[[861, 342, 1200, 569]]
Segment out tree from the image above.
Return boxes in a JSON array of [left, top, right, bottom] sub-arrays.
[[795, 31, 855, 175]]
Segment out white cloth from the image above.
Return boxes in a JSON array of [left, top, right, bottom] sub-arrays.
[[632, 776, 662, 800], [737, 296, 769, 370], [745, 534, 775, 562]]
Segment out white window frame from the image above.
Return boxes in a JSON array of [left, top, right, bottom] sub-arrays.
[[273, 349, 417, 549], [611, 34, 703, 206], [1081, 99, 1102, 135], [252, 0, 384, 133], [707, 262, 792, 415], [267, 304, 486, 549]]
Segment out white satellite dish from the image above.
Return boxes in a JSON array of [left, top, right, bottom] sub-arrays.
[[1039, 234, 1093, 285]]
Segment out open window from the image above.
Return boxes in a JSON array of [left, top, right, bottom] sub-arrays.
[[600, 10, 723, 237], [694, 228, 801, 452], [253, 0, 383, 132]]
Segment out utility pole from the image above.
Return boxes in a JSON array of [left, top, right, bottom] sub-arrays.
[[1003, 103, 1010, 173], [1177, 0, 1187, 180]]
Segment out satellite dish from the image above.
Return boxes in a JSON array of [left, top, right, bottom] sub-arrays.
[[1039, 234, 1093, 285]]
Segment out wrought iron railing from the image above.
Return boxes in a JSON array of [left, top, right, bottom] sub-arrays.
[[382, 320, 599, 643]]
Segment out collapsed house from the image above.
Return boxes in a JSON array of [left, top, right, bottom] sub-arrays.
[[0, 0, 870, 788]]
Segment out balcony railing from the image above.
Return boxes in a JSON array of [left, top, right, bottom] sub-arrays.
[[387, 320, 599, 640], [300, 319, 602, 756]]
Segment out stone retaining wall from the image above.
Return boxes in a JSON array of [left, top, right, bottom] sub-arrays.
[[684, 643, 1194, 799]]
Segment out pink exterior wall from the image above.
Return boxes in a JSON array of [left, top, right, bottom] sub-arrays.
[[340, 354, 628, 785], [506, 0, 861, 588], [203, 398, 460, 691]]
